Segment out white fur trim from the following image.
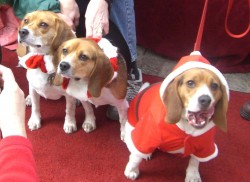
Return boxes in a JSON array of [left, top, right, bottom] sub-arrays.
[[124, 122, 152, 159], [191, 144, 218, 162], [160, 61, 229, 100], [190, 51, 202, 56], [97, 38, 118, 58], [44, 55, 55, 74]]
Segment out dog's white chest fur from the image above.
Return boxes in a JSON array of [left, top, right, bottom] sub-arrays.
[[66, 79, 118, 107], [27, 69, 63, 100], [66, 79, 89, 101]]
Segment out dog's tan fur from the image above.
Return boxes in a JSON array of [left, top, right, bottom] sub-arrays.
[[17, 11, 78, 133], [18, 10, 75, 56], [53, 38, 127, 98], [163, 68, 228, 131], [124, 68, 229, 181], [53, 38, 128, 139]]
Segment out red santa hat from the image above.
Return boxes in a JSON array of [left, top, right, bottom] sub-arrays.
[[160, 51, 229, 100]]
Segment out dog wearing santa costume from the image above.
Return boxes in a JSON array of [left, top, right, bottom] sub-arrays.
[[124, 51, 229, 181]]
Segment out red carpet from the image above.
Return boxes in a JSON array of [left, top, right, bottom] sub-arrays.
[[2, 48, 250, 182]]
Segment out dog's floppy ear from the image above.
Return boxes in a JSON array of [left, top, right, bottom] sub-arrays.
[[162, 76, 183, 124], [213, 84, 228, 132], [88, 51, 114, 97], [51, 43, 64, 86], [51, 17, 75, 54]]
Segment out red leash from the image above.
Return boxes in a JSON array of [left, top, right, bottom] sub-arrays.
[[193, 0, 209, 51], [225, 0, 250, 38], [194, 0, 250, 52]]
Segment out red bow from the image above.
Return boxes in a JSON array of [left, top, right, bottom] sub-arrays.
[[25, 55, 47, 73], [110, 57, 118, 71]]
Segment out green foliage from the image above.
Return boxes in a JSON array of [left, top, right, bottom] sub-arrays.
[[0, 0, 11, 5]]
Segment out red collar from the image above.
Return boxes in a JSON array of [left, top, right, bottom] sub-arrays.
[[91, 38, 101, 43], [25, 55, 47, 73], [110, 57, 118, 71]]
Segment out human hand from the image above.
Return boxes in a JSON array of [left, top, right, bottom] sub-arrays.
[[58, 0, 80, 31], [0, 65, 26, 138], [85, 0, 109, 38]]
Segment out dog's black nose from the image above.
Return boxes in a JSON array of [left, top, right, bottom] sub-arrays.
[[60, 62, 70, 71], [19, 28, 29, 39], [198, 95, 211, 108]]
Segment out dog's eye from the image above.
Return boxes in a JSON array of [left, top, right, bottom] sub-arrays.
[[187, 80, 195, 88], [24, 19, 28, 24], [40, 22, 48, 28], [79, 54, 88, 61], [62, 48, 68, 55], [211, 83, 219, 90]]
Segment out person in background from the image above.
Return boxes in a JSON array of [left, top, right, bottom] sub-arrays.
[[0, 58, 38, 181], [10, 0, 141, 120]]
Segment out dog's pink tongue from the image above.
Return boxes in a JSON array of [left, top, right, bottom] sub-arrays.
[[187, 107, 214, 126], [188, 112, 206, 125]]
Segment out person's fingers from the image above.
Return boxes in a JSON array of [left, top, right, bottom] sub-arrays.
[[85, 22, 94, 37], [74, 5, 80, 27], [102, 23, 109, 35], [93, 26, 103, 38], [0, 65, 16, 85], [74, 17, 79, 28], [57, 13, 75, 30]]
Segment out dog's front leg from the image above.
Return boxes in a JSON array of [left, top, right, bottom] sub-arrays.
[[63, 95, 77, 134], [81, 101, 96, 133], [27, 86, 41, 130], [185, 156, 201, 182], [116, 99, 129, 141], [124, 153, 143, 180]]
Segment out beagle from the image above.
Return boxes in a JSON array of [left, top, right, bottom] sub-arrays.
[[124, 53, 229, 181], [17, 11, 77, 133], [53, 38, 129, 140]]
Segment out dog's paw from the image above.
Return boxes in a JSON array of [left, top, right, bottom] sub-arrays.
[[64, 123, 77, 134], [82, 121, 96, 133], [25, 95, 32, 106], [124, 167, 140, 180], [28, 117, 41, 131], [185, 171, 201, 182]]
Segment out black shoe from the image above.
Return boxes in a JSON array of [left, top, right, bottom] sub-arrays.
[[106, 106, 119, 121], [126, 68, 143, 102], [240, 101, 250, 120]]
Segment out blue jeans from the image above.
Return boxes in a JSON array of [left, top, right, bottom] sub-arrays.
[[110, 0, 137, 62]]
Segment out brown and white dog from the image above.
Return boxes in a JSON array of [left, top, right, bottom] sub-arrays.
[[53, 38, 129, 140], [17, 11, 77, 133], [124, 52, 229, 181]]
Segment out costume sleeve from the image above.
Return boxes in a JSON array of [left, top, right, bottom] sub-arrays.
[[188, 128, 218, 162], [131, 110, 162, 155], [12, 0, 60, 20], [0, 136, 39, 182]]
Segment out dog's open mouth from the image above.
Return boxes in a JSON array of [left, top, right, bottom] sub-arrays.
[[187, 107, 214, 129]]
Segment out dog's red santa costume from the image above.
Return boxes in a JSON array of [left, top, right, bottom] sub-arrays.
[[125, 51, 229, 162]]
